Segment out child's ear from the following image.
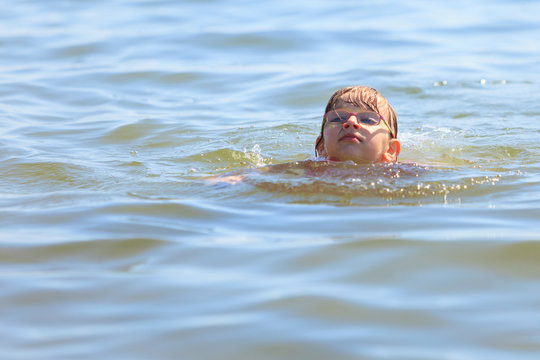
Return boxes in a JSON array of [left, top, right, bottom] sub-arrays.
[[381, 139, 401, 163], [315, 135, 327, 157]]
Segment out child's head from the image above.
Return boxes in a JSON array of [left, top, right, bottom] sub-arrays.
[[315, 86, 400, 163]]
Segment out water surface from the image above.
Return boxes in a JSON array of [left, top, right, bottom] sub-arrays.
[[1, 0, 540, 359]]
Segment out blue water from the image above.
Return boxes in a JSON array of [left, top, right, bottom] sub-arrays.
[[1, 0, 540, 359]]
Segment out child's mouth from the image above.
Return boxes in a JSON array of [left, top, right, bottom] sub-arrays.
[[340, 134, 362, 142]]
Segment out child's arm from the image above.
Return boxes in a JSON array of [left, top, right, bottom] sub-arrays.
[[205, 173, 248, 185]]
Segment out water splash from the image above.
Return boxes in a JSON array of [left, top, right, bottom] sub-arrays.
[[243, 144, 271, 167]]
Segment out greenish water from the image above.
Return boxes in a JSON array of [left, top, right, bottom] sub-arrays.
[[1, 0, 540, 359]]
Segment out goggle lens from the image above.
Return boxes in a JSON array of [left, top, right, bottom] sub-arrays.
[[325, 110, 381, 125]]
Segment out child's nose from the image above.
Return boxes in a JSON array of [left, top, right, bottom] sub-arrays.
[[343, 116, 360, 129]]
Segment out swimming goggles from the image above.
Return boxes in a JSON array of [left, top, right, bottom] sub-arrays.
[[324, 110, 395, 138]]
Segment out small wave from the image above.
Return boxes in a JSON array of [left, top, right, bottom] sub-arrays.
[[184, 145, 273, 170], [2, 161, 96, 191]]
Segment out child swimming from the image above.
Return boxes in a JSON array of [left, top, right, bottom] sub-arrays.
[[208, 85, 401, 184], [315, 86, 400, 164]]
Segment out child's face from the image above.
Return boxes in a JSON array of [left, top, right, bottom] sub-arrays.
[[322, 99, 394, 163]]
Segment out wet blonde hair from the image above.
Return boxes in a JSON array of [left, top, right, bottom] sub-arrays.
[[315, 86, 398, 156]]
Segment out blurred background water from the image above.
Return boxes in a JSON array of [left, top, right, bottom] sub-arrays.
[[1, 0, 540, 359]]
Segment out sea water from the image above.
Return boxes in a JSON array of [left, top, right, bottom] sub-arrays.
[[1, 0, 540, 359]]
